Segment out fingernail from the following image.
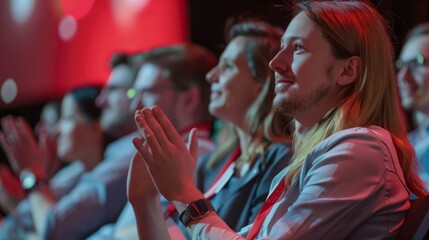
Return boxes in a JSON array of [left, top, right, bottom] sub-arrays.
[[143, 108, 151, 118], [152, 106, 160, 114]]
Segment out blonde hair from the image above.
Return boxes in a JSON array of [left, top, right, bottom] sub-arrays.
[[284, 1, 427, 197], [208, 20, 292, 168]]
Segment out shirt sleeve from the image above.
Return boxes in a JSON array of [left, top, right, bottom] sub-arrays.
[[44, 150, 133, 240]]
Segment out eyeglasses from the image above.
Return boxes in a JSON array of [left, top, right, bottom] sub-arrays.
[[395, 54, 428, 72], [127, 85, 175, 100]]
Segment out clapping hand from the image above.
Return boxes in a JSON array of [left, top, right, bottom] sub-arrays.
[[0, 116, 49, 179], [131, 107, 204, 203]]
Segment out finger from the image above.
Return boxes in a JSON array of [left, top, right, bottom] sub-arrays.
[[151, 106, 187, 147], [0, 133, 8, 150], [15, 117, 37, 145], [141, 108, 166, 154], [1, 116, 19, 139], [135, 110, 146, 137], [132, 136, 154, 164], [188, 128, 199, 165], [128, 151, 146, 182], [127, 152, 145, 198]]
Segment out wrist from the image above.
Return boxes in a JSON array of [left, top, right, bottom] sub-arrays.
[[19, 169, 48, 192], [178, 198, 215, 227]]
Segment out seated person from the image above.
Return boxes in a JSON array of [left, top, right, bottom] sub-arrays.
[[0, 85, 106, 239], [396, 22, 429, 188]]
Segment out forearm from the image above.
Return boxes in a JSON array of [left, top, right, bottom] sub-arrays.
[[28, 186, 57, 236], [132, 198, 171, 240], [172, 200, 243, 240]]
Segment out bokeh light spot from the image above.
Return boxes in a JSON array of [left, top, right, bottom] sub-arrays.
[[111, 0, 151, 26], [59, 15, 78, 41], [10, 0, 36, 24], [1, 78, 18, 104]]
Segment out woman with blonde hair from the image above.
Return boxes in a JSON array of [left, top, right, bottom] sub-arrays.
[[129, 19, 293, 238]]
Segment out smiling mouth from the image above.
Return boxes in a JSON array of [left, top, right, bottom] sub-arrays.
[[210, 91, 221, 99]]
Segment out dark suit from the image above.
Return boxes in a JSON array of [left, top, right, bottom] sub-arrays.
[[195, 142, 292, 232]]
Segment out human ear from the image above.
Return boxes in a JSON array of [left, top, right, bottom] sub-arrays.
[[337, 56, 361, 86]]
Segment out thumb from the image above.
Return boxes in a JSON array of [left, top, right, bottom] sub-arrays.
[[188, 128, 199, 165]]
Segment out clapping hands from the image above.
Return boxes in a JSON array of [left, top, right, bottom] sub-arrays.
[[128, 107, 204, 205], [0, 116, 55, 180]]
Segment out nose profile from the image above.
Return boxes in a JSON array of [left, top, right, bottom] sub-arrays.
[[269, 50, 288, 75], [129, 97, 140, 113], [95, 90, 106, 108], [397, 66, 415, 85], [206, 65, 219, 83]]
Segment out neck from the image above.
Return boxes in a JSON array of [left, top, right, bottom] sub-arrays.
[[236, 127, 252, 154], [80, 142, 104, 171], [294, 102, 339, 134]]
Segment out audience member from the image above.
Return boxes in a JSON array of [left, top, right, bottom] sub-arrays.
[[192, 20, 292, 233], [1, 51, 142, 239], [128, 1, 427, 239], [396, 22, 429, 188], [89, 43, 217, 239], [0, 85, 105, 239], [0, 101, 61, 214]]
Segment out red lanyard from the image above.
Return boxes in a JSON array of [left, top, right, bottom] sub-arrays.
[[163, 146, 241, 219], [245, 179, 286, 240]]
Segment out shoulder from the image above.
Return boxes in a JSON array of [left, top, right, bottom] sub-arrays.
[[304, 126, 397, 177], [314, 126, 394, 155], [264, 142, 293, 161]]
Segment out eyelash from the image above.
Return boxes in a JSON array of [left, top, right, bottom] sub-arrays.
[[294, 43, 304, 52], [220, 62, 233, 70]]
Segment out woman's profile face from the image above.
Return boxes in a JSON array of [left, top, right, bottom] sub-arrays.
[[56, 94, 101, 162], [206, 36, 262, 127]]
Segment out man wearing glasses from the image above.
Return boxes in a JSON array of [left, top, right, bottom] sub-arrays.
[[396, 23, 429, 189], [88, 43, 217, 240]]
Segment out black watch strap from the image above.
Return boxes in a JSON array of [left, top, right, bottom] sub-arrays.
[[179, 198, 215, 227]]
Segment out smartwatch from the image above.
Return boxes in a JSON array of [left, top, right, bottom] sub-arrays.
[[179, 198, 215, 227], [19, 169, 47, 192]]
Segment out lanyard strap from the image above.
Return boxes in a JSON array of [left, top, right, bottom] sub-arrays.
[[245, 180, 286, 240], [163, 146, 241, 219]]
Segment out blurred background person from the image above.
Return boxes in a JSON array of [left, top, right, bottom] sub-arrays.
[[0, 51, 142, 239], [193, 19, 292, 233], [0, 101, 61, 215], [90, 42, 217, 240], [0, 85, 106, 239], [396, 22, 429, 188]]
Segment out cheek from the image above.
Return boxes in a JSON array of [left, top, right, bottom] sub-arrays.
[[58, 123, 83, 153], [419, 71, 429, 89], [111, 94, 130, 109], [141, 94, 158, 107]]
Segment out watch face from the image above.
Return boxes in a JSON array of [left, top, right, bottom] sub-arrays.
[[188, 200, 210, 219], [20, 170, 36, 190]]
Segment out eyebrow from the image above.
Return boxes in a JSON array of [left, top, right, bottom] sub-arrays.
[[281, 35, 305, 43]]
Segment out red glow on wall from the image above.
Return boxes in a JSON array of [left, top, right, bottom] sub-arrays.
[[0, 0, 189, 108], [61, 0, 94, 20]]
